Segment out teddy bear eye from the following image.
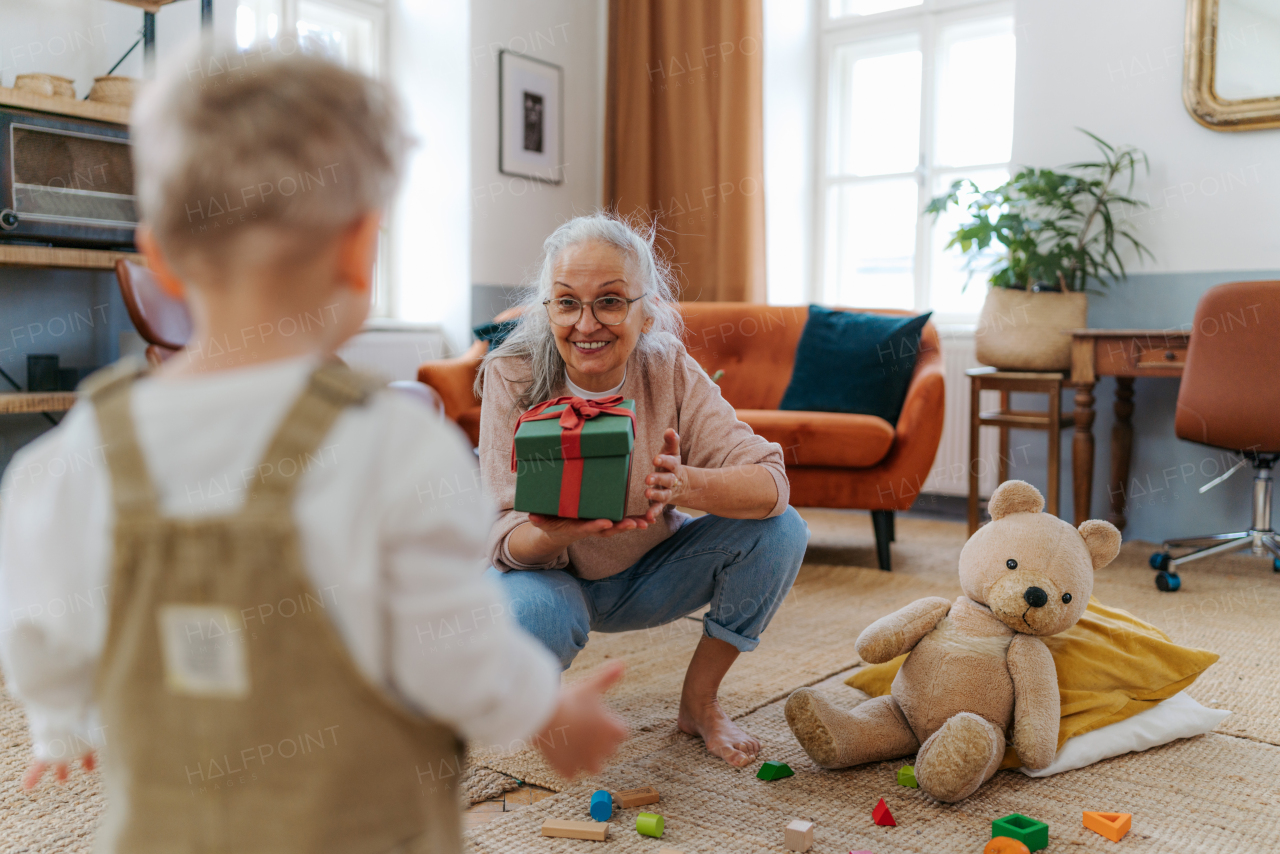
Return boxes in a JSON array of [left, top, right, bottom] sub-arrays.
[[1062, 593, 1072, 604], [1006, 559, 1018, 570]]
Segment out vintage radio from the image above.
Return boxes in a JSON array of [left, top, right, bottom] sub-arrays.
[[0, 105, 136, 249]]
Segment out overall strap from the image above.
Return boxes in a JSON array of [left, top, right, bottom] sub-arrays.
[[243, 361, 377, 516], [85, 357, 159, 518]]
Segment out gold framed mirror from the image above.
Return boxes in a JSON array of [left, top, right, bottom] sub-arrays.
[[1184, 0, 1280, 131]]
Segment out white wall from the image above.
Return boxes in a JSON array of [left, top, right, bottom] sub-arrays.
[[763, 0, 816, 306], [1012, 0, 1280, 274], [468, 0, 606, 292]]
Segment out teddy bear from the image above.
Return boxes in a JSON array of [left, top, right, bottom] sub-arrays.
[[785, 480, 1122, 803]]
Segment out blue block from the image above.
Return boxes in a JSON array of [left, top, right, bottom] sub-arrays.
[[590, 789, 612, 822]]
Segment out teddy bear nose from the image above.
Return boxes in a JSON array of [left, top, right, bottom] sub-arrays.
[[1023, 587, 1049, 608]]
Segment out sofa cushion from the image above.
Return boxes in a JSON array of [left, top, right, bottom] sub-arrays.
[[736, 409, 895, 468], [780, 306, 932, 424]]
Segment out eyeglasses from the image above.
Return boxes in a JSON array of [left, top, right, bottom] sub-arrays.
[[543, 295, 644, 327]]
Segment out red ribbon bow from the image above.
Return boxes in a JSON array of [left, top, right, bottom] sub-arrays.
[[511, 395, 636, 518]]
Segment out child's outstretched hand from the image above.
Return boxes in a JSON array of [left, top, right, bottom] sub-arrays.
[[23, 751, 96, 790], [536, 660, 627, 780]]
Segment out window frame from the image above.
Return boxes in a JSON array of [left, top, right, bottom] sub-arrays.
[[813, 0, 1015, 322], [234, 0, 394, 317]]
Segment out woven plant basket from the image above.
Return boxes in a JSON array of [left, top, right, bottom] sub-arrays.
[[974, 287, 1088, 371], [88, 76, 139, 107], [15, 73, 76, 99]]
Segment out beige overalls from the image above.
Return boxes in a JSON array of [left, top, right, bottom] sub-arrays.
[[87, 360, 463, 854]]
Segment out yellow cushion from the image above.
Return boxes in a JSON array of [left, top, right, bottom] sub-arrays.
[[844, 598, 1219, 769]]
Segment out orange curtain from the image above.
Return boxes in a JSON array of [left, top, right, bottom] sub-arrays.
[[604, 0, 766, 303]]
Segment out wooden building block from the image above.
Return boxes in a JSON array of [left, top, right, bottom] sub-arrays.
[[991, 814, 1048, 852], [757, 760, 795, 781], [614, 786, 660, 808], [541, 819, 608, 841], [985, 837, 1031, 854], [589, 790, 612, 822], [1083, 811, 1132, 842], [636, 812, 665, 838], [784, 819, 814, 852], [872, 798, 896, 827], [897, 765, 918, 788]]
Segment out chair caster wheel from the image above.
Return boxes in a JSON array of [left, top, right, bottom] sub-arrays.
[[1155, 570, 1181, 592], [1150, 552, 1170, 571]]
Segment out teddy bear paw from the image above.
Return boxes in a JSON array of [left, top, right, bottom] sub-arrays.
[[915, 712, 1004, 803], [784, 688, 865, 769]]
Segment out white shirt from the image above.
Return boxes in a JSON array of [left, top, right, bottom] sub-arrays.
[[0, 355, 560, 761], [565, 371, 625, 400]]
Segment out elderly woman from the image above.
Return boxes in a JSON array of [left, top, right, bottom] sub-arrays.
[[478, 213, 809, 767]]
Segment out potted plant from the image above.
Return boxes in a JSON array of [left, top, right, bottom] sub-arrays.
[[926, 131, 1153, 371]]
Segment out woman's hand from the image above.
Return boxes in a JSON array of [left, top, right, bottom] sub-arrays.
[[640, 428, 684, 524], [23, 751, 96, 790], [527, 514, 651, 545]]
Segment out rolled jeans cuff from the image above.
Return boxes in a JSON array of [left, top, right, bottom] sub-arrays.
[[703, 617, 760, 653]]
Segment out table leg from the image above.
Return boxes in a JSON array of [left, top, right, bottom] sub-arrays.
[[1047, 382, 1061, 518], [1109, 377, 1135, 531], [1072, 383, 1096, 526], [969, 377, 982, 536], [998, 390, 1010, 484]]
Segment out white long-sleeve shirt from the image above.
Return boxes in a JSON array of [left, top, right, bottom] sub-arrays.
[[0, 354, 560, 761]]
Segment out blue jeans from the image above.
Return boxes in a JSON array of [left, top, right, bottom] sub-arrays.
[[487, 506, 810, 669]]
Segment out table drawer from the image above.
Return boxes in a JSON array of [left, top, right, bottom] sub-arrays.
[[1135, 344, 1187, 369]]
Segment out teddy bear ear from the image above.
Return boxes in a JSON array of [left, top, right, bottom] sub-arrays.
[[987, 480, 1044, 520], [1078, 519, 1122, 570]]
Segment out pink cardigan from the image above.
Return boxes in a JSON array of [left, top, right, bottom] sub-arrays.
[[479, 344, 789, 580]]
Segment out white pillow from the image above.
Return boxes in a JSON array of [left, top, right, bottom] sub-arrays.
[[1018, 691, 1231, 778]]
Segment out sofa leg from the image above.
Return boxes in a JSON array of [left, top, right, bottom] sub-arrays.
[[872, 510, 894, 572], [888, 510, 895, 542]]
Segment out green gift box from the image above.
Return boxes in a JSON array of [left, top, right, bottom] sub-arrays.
[[512, 398, 636, 521]]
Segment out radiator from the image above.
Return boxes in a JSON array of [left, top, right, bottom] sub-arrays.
[[337, 321, 450, 382], [920, 328, 1000, 499]]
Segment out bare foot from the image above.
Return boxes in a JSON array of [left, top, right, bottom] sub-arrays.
[[677, 698, 761, 767]]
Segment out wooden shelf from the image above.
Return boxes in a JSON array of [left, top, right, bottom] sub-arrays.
[[0, 392, 77, 415], [0, 86, 129, 126], [0, 244, 140, 271]]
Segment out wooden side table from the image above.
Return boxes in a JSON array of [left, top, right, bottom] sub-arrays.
[[967, 368, 1075, 534], [1069, 329, 1189, 530]]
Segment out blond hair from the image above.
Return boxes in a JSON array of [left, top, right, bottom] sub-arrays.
[[131, 38, 410, 280]]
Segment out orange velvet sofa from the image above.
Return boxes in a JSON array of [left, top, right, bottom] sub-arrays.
[[417, 303, 945, 570]]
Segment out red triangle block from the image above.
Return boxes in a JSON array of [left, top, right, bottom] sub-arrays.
[[872, 798, 896, 827]]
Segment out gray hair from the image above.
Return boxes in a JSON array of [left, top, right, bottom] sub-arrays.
[[131, 37, 411, 281], [477, 212, 683, 411]]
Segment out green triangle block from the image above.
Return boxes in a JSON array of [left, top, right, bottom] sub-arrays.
[[897, 765, 918, 788], [756, 761, 794, 781]]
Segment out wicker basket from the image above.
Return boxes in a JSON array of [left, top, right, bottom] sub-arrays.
[[974, 287, 1089, 371], [88, 76, 139, 107], [15, 73, 76, 99]]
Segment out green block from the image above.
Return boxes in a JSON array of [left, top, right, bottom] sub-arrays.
[[897, 765, 917, 788], [636, 812, 664, 838], [513, 400, 635, 521], [756, 760, 794, 781], [992, 813, 1049, 852]]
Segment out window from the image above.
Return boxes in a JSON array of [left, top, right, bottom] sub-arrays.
[[235, 0, 392, 314], [818, 1, 1015, 320]]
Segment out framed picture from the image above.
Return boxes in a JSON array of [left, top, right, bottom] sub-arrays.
[[499, 50, 563, 184]]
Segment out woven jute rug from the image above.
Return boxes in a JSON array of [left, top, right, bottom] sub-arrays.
[[465, 668, 1280, 853]]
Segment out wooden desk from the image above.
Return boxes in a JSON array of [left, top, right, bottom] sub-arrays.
[[0, 392, 77, 415], [1070, 329, 1189, 530]]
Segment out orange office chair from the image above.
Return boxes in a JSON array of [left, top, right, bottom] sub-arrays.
[[1149, 280, 1280, 591], [115, 258, 192, 365]]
